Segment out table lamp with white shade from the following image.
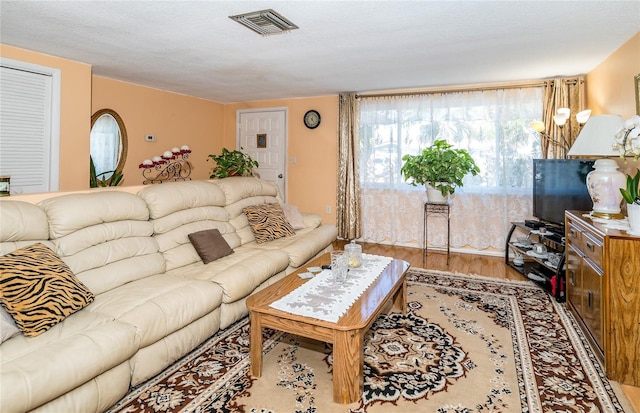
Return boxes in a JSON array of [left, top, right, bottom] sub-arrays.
[[566, 115, 625, 219]]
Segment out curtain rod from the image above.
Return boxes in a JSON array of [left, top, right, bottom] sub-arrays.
[[356, 78, 582, 100]]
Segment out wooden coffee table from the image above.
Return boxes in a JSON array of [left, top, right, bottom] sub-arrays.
[[246, 254, 409, 404]]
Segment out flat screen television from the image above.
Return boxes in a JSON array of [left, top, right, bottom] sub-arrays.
[[533, 159, 595, 226]]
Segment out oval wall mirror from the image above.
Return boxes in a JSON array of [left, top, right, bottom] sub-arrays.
[[90, 108, 127, 185]]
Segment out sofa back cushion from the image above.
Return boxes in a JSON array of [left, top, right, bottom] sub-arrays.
[[0, 201, 51, 254], [138, 180, 238, 270], [212, 177, 282, 245], [38, 191, 164, 295]]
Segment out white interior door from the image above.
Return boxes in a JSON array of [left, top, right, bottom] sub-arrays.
[[0, 59, 60, 194], [237, 108, 287, 200]]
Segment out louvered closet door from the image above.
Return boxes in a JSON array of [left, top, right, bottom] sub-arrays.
[[0, 65, 56, 194]]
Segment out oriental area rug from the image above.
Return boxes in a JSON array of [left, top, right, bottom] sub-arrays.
[[108, 269, 633, 413]]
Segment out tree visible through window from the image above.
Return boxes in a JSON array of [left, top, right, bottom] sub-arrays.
[[360, 88, 543, 194]]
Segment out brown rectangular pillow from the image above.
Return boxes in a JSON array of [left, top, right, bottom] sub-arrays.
[[188, 228, 234, 264]]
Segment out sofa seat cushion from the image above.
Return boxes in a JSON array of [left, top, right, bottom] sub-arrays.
[[166, 248, 290, 304], [247, 224, 339, 268], [0, 310, 138, 413], [87, 275, 223, 347]]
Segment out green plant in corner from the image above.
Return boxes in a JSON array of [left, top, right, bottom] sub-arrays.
[[90, 156, 123, 187], [400, 139, 480, 196], [208, 147, 259, 179], [620, 168, 640, 205]]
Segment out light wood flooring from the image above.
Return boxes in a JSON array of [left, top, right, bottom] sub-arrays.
[[332, 240, 639, 411], [334, 240, 522, 280]]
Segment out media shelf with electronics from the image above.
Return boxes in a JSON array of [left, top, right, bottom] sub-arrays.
[[505, 221, 566, 301], [504, 158, 595, 302]]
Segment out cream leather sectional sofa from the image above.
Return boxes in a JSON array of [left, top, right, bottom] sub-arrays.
[[0, 177, 338, 412]]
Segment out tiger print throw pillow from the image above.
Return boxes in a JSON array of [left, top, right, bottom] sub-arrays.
[[243, 203, 296, 244], [0, 243, 94, 337]]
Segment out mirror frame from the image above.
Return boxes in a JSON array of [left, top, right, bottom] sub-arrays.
[[90, 108, 128, 185]]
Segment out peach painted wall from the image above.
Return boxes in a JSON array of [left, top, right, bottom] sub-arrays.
[[0, 44, 92, 191], [585, 32, 640, 178], [224, 96, 338, 225], [7, 32, 637, 225], [92, 76, 223, 186], [586, 32, 640, 118]]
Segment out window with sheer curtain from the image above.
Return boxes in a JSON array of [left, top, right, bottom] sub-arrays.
[[359, 87, 543, 252]]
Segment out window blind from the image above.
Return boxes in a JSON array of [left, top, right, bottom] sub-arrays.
[[0, 65, 54, 194]]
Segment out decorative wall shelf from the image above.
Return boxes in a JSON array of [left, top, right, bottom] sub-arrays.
[[139, 146, 192, 184]]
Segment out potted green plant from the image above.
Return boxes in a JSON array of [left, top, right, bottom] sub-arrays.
[[208, 147, 259, 179], [620, 168, 640, 234], [400, 139, 480, 203], [90, 156, 123, 187]]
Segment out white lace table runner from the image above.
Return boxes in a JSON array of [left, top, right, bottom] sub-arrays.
[[269, 254, 393, 323]]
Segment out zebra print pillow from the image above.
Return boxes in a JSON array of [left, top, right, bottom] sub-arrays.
[[0, 243, 94, 337], [243, 203, 296, 244]]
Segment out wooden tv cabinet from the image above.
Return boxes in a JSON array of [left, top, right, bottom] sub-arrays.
[[565, 211, 640, 386]]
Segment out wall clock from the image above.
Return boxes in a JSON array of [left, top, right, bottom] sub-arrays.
[[304, 110, 321, 129]]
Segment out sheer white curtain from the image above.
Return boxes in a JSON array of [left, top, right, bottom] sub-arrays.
[[359, 87, 543, 252]]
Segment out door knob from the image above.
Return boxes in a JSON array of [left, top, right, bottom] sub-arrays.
[[278, 174, 283, 178]]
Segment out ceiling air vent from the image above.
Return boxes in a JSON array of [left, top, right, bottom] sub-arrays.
[[229, 9, 299, 36]]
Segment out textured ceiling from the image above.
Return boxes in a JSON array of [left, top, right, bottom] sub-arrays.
[[1, 1, 639, 103]]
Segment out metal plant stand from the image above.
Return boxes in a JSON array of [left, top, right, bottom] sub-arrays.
[[423, 201, 451, 265]]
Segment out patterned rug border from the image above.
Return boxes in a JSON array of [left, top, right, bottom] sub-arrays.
[[408, 267, 539, 286], [407, 267, 634, 413], [108, 267, 636, 413], [107, 320, 286, 413]]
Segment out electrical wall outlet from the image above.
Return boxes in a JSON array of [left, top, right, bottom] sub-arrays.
[[145, 135, 156, 142], [326, 205, 331, 214]]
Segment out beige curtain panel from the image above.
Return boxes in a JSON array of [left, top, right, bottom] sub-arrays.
[[336, 93, 361, 240], [541, 76, 586, 159]]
